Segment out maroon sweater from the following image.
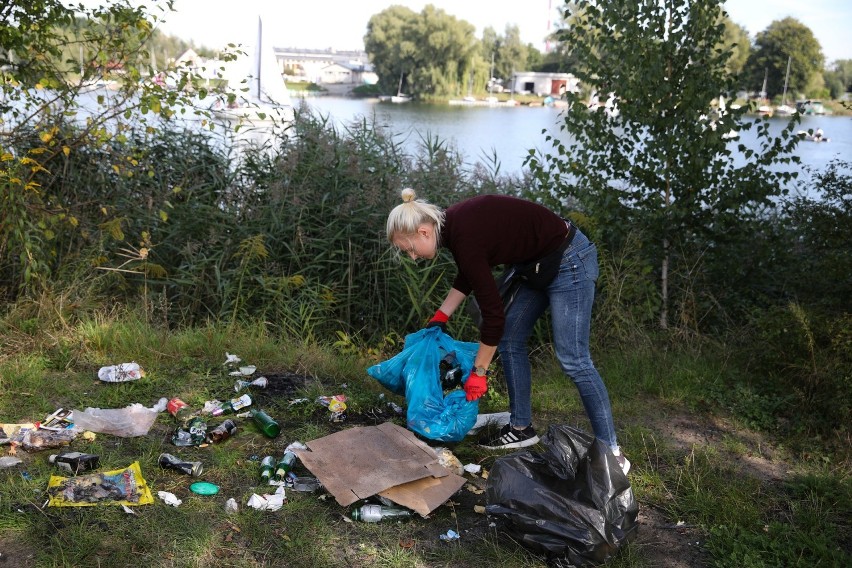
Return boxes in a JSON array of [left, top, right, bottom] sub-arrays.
[[442, 195, 569, 345]]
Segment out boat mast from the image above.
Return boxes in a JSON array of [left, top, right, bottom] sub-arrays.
[[256, 16, 263, 101], [781, 56, 791, 106], [489, 52, 494, 97]]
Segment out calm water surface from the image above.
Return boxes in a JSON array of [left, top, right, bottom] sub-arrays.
[[302, 96, 852, 179]]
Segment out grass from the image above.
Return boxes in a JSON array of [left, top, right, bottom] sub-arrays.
[[1, 311, 850, 567]]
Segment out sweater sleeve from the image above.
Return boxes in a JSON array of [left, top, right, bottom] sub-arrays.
[[451, 251, 506, 346]]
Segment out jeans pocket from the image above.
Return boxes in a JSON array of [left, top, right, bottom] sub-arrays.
[[575, 244, 599, 282]]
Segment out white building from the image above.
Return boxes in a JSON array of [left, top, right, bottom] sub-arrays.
[[510, 72, 580, 97]]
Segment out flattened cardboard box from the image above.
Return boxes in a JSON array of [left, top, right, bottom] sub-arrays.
[[295, 422, 465, 516]]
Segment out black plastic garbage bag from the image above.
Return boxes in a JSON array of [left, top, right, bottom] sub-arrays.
[[485, 425, 639, 567]]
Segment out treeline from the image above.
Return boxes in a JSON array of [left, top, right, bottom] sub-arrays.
[[361, 2, 851, 101]]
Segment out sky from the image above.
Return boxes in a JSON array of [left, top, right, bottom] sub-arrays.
[[80, 0, 852, 64]]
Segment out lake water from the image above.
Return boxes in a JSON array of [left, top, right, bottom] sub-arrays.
[[300, 96, 852, 179]]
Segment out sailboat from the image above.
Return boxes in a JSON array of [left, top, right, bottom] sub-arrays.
[[775, 56, 796, 116], [213, 16, 294, 126], [379, 71, 410, 103], [757, 69, 773, 117]]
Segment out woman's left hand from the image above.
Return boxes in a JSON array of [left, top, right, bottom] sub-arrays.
[[464, 372, 487, 401]]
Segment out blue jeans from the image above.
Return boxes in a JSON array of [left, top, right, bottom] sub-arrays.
[[497, 229, 618, 449]]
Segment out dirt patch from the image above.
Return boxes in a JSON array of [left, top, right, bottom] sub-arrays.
[[639, 403, 791, 482], [631, 504, 710, 567], [0, 535, 36, 567], [257, 371, 309, 399]]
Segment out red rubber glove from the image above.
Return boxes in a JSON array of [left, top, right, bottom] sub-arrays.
[[426, 309, 449, 331], [464, 371, 488, 401]]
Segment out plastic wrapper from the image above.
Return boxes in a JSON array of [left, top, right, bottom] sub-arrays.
[[485, 425, 639, 566], [367, 327, 479, 442], [21, 428, 78, 451], [70, 398, 166, 438], [97, 362, 143, 382], [1, 423, 35, 445], [47, 461, 154, 507]]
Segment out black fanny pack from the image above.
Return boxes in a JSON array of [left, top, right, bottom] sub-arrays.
[[515, 222, 577, 290]]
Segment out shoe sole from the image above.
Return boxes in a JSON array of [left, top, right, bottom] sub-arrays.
[[479, 434, 539, 450]]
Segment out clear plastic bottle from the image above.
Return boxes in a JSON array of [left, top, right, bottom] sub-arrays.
[[351, 504, 413, 522]]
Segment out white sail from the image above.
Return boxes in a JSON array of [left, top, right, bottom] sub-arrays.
[[251, 17, 291, 107]]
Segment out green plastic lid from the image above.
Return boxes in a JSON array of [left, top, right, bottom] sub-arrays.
[[189, 481, 219, 495]]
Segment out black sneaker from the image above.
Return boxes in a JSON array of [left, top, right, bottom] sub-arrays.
[[479, 424, 539, 450]]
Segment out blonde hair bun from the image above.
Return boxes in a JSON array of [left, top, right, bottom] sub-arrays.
[[401, 188, 417, 203]]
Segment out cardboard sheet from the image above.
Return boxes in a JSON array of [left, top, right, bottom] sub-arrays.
[[295, 422, 465, 515]]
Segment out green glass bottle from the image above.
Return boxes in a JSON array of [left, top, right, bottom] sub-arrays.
[[212, 394, 252, 416], [351, 504, 413, 522], [250, 408, 280, 438], [274, 450, 297, 480], [259, 455, 275, 483]]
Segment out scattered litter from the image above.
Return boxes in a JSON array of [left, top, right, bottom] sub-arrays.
[[290, 476, 322, 493], [316, 395, 347, 422], [285, 441, 307, 453], [70, 398, 167, 438], [246, 486, 286, 511], [97, 362, 143, 383], [47, 462, 153, 507], [21, 428, 77, 451], [439, 529, 460, 541], [0, 456, 23, 468], [49, 451, 100, 474], [288, 398, 309, 406], [473, 505, 486, 514], [225, 498, 239, 514], [387, 401, 404, 415], [228, 365, 256, 376], [223, 352, 241, 365], [434, 447, 464, 476], [171, 417, 207, 447], [158, 453, 203, 476], [122, 504, 138, 515], [189, 481, 219, 495], [37, 408, 74, 431], [351, 503, 413, 522], [234, 376, 268, 391], [157, 491, 182, 507], [463, 463, 482, 474], [1, 423, 35, 445]]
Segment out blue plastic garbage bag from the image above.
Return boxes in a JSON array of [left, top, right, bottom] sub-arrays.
[[367, 328, 479, 442]]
